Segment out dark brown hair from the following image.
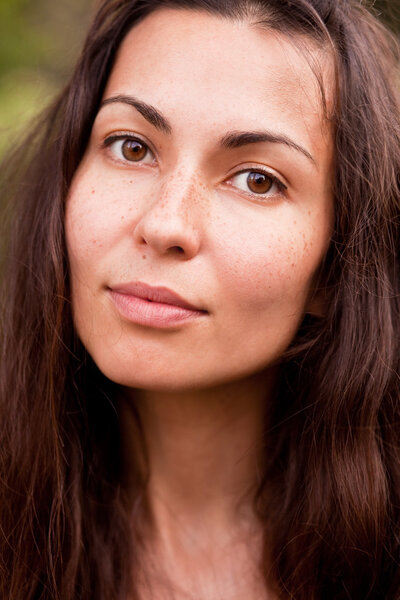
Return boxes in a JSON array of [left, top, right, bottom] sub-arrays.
[[0, 1, 399, 598]]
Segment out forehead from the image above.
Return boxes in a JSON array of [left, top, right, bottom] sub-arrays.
[[103, 8, 333, 160]]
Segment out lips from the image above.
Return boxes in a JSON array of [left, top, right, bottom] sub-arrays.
[[108, 281, 207, 328]]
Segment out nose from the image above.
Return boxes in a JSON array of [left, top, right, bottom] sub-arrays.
[[132, 174, 202, 259]]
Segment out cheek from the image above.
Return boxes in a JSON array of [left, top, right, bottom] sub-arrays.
[[212, 207, 329, 314], [65, 170, 136, 276], [66, 183, 108, 268], [65, 174, 133, 349]]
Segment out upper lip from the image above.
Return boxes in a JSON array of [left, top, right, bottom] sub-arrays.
[[109, 281, 206, 312]]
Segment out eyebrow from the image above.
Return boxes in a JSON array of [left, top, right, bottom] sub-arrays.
[[220, 131, 315, 163], [100, 94, 315, 163], [100, 94, 172, 134]]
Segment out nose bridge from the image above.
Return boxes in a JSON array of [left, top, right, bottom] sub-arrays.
[[132, 166, 204, 258], [161, 167, 202, 216]]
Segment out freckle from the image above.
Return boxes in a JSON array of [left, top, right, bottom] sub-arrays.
[[142, 254, 146, 260]]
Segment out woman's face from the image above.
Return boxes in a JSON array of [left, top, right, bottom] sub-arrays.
[[66, 9, 334, 392]]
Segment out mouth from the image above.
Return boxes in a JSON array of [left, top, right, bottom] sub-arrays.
[[108, 281, 208, 329]]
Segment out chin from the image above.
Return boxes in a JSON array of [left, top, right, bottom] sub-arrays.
[[89, 347, 278, 395]]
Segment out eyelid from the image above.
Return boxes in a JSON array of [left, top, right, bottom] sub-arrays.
[[225, 165, 288, 200], [234, 166, 287, 188], [99, 135, 287, 200], [102, 131, 157, 162]]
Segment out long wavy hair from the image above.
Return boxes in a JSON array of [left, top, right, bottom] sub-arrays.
[[0, 0, 399, 598]]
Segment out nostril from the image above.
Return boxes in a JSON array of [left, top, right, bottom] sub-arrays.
[[172, 246, 185, 254]]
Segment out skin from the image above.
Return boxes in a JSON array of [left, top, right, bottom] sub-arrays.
[[65, 9, 334, 599]]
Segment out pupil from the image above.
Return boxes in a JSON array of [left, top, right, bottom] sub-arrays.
[[247, 172, 272, 194], [122, 140, 146, 161]]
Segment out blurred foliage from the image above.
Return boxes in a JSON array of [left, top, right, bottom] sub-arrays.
[[0, 0, 399, 157], [0, 0, 92, 154]]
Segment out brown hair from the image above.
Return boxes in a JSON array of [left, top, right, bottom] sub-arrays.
[[0, 1, 399, 598]]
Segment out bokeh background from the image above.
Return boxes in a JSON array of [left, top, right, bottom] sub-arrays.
[[0, 0, 93, 155], [0, 0, 399, 157]]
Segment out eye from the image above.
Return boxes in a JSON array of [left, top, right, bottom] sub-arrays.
[[104, 134, 155, 164], [228, 169, 287, 199]]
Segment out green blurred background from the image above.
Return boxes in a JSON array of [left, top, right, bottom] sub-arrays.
[[0, 0, 399, 157], [0, 0, 93, 155]]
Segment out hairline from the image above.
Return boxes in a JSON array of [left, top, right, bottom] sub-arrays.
[[127, 2, 338, 124]]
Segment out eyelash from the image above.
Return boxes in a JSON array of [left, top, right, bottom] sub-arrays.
[[103, 133, 287, 200], [226, 168, 287, 201], [103, 133, 155, 164]]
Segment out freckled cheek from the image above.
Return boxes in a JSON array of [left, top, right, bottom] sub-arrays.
[[212, 220, 324, 311], [67, 204, 109, 261], [65, 176, 138, 269]]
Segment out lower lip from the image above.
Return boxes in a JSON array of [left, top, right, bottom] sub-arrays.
[[109, 291, 206, 329]]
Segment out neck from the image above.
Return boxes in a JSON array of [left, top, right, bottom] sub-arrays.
[[119, 369, 276, 535]]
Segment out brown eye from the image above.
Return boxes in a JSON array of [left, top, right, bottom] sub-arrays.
[[105, 135, 154, 165], [247, 171, 273, 194], [228, 169, 286, 200], [121, 139, 148, 161]]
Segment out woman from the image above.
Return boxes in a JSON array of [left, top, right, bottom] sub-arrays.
[[0, 0, 399, 598]]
